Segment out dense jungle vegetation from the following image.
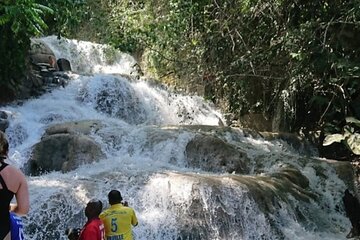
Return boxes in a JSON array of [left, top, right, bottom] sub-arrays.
[[1, 0, 360, 159]]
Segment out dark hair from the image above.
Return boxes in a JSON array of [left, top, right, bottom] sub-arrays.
[[108, 190, 122, 205], [85, 199, 103, 218], [0, 131, 9, 159]]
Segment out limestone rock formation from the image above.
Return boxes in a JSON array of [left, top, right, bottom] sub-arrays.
[[185, 134, 249, 174], [27, 120, 105, 175]]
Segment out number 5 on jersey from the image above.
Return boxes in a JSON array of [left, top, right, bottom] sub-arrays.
[[111, 218, 118, 232]]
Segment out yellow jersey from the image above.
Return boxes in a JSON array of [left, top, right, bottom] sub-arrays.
[[99, 203, 138, 240]]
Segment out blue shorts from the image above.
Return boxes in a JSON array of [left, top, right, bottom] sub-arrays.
[[10, 213, 24, 240]]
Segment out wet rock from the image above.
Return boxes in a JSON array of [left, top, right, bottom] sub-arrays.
[[57, 58, 72, 71], [45, 120, 103, 136], [260, 131, 316, 156], [185, 134, 249, 174], [8, 38, 72, 102], [27, 120, 105, 175], [0, 111, 9, 132], [343, 189, 360, 238], [30, 38, 59, 71]]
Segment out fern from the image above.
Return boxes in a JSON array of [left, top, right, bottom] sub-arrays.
[[1, 0, 53, 36], [0, 14, 10, 26]]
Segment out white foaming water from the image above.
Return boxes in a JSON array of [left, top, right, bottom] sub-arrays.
[[40, 36, 137, 75], [1, 36, 351, 239]]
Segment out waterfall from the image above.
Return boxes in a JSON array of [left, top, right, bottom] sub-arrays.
[[1, 36, 352, 240]]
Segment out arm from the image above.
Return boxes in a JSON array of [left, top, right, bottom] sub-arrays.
[[10, 170, 29, 215], [131, 209, 138, 227]]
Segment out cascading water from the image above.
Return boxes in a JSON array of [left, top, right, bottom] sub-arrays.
[[1, 36, 353, 240]]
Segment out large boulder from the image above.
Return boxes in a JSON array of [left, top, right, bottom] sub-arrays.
[[30, 38, 59, 70], [6, 38, 72, 102], [27, 120, 105, 175], [185, 134, 249, 173], [44, 120, 103, 135]]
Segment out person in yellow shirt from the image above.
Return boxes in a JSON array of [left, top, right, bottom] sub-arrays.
[[100, 190, 138, 240]]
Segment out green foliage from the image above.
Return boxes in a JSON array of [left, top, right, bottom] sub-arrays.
[[1, 0, 359, 154], [104, 0, 148, 52], [81, 0, 359, 140], [0, 0, 53, 100], [91, 0, 208, 84], [323, 117, 360, 155], [103, 45, 117, 65], [0, 0, 52, 35], [0, 0, 87, 101], [142, 0, 360, 135], [38, 0, 86, 38]]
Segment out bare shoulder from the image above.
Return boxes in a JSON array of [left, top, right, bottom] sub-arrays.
[[5, 165, 26, 179]]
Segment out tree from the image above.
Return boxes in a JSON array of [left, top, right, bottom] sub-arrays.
[[0, 0, 52, 101]]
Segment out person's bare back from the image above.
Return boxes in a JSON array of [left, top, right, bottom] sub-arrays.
[[0, 131, 29, 239], [0, 165, 29, 215]]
